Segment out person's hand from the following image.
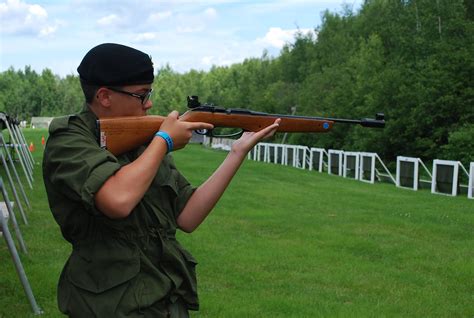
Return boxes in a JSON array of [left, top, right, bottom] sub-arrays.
[[159, 111, 214, 150], [231, 118, 281, 156]]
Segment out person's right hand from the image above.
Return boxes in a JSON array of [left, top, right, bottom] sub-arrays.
[[159, 111, 214, 151]]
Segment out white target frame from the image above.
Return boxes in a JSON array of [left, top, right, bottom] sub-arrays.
[[328, 149, 344, 176], [343, 152, 360, 180]]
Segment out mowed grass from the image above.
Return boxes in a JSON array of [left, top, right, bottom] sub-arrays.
[[0, 129, 473, 317]]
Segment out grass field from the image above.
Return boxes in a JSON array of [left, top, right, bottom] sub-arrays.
[[1, 129, 473, 317]]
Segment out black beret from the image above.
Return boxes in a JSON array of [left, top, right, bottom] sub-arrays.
[[77, 43, 154, 86]]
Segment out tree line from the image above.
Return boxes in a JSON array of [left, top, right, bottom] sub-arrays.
[[0, 0, 472, 165]]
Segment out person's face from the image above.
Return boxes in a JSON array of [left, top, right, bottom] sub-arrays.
[[104, 84, 153, 117]]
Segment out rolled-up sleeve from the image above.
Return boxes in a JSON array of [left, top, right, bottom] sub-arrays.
[[44, 118, 121, 215]]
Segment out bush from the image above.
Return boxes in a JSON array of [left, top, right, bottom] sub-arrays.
[[441, 124, 474, 165]]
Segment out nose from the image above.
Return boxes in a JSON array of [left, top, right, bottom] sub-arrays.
[[143, 99, 153, 111]]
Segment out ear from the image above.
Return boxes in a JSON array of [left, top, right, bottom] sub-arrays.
[[96, 87, 112, 108]]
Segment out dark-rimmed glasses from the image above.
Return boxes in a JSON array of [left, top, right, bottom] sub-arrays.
[[107, 87, 153, 105]]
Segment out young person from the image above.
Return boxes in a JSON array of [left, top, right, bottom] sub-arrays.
[[42, 43, 280, 317]]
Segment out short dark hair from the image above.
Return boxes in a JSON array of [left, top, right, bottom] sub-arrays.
[[80, 81, 128, 104], [80, 80, 99, 104]]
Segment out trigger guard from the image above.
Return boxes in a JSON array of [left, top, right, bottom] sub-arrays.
[[195, 129, 210, 136]]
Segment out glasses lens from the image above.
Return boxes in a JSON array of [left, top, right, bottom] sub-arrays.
[[143, 89, 153, 104]]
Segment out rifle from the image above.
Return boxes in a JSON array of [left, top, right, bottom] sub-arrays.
[[97, 96, 385, 156]]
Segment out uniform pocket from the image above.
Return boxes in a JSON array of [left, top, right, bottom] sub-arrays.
[[146, 166, 181, 220], [67, 239, 140, 293], [158, 168, 180, 197]]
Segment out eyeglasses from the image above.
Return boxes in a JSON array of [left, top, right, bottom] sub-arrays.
[[107, 87, 153, 105]]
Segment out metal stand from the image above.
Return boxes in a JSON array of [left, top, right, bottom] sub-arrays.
[[0, 134, 29, 224], [0, 113, 33, 189], [0, 178, 42, 315]]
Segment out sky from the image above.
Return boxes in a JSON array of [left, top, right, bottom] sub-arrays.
[[0, 0, 363, 77]]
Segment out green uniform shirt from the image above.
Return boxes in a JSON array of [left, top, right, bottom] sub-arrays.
[[43, 106, 198, 317]]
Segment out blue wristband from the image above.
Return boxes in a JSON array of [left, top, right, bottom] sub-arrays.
[[155, 131, 174, 153]]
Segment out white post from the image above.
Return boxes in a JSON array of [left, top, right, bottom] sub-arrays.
[[469, 162, 473, 199]]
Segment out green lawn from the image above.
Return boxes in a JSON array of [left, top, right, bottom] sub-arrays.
[[0, 129, 473, 317]]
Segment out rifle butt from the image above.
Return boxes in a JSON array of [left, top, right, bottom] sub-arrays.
[[98, 115, 166, 156]]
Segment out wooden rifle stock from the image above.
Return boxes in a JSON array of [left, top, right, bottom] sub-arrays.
[[97, 96, 385, 156]]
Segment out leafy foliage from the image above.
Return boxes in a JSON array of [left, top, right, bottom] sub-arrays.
[[0, 0, 472, 165]]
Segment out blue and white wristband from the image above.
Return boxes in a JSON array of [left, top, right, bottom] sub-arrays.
[[155, 131, 174, 153]]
